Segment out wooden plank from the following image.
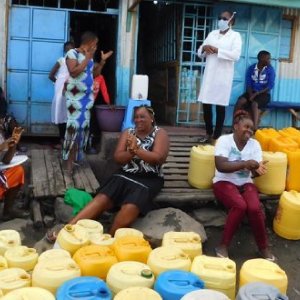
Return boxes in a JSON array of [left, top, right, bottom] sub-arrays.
[[81, 160, 100, 193], [163, 169, 188, 174], [73, 167, 85, 190], [164, 163, 189, 168], [163, 181, 191, 188], [31, 149, 50, 198], [169, 146, 193, 151], [164, 174, 188, 180], [49, 151, 66, 196], [31, 199, 43, 228], [169, 136, 199, 142], [76, 166, 93, 194], [168, 151, 190, 157], [44, 149, 56, 198], [62, 168, 75, 190], [165, 157, 190, 162], [161, 188, 212, 193]]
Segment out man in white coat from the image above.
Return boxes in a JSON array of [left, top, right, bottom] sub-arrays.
[[198, 11, 242, 143]]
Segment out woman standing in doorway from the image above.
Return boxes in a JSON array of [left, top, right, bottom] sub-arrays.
[[63, 31, 98, 172], [198, 10, 242, 144]]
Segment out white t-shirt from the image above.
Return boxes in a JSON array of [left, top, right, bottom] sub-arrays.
[[213, 134, 262, 186]]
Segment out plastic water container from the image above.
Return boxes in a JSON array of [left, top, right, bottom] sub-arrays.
[[181, 289, 230, 300], [162, 232, 202, 259], [106, 261, 155, 295], [254, 151, 287, 195], [279, 127, 300, 147], [90, 233, 115, 248], [236, 282, 289, 300], [2, 287, 55, 300], [114, 287, 162, 300], [73, 245, 118, 279], [0, 268, 31, 295], [255, 128, 280, 151], [76, 219, 103, 235], [268, 136, 298, 152], [284, 149, 300, 191], [0, 230, 21, 255], [131, 75, 149, 100], [114, 228, 144, 239], [4, 245, 38, 271], [273, 190, 300, 240], [239, 258, 288, 294], [188, 145, 215, 189], [56, 276, 112, 300], [147, 246, 191, 277], [32, 257, 81, 294], [57, 224, 90, 255], [113, 236, 152, 263], [190, 255, 236, 300], [38, 249, 71, 263], [0, 256, 8, 271], [154, 270, 204, 300]]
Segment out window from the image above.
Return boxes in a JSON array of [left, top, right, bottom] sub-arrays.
[[279, 15, 297, 62]]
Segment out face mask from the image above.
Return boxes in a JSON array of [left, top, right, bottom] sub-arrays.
[[218, 19, 229, 32]]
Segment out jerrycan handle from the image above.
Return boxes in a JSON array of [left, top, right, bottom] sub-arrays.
[[46, 264, 77, 271], [168, 279, 191, 286], [203, 263, 234, 271], [173, 237, 200, 243], [68, 289, 109, 298], [248, 294, 287, 300], [163, 253, 189, 261]]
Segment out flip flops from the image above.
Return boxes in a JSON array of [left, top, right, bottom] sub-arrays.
[[258, 249, 276, 262], [45, 223, 65, 244], [215, 246, 229, 258]]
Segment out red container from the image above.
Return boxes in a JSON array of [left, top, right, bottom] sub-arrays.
[[95, 105, 126, 132]]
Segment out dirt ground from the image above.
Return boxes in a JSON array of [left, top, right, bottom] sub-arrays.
[[6, 136, 300, 299]]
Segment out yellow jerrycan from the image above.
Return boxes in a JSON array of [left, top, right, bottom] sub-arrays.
[[0, 256, 8, 271], [279, 127, 300, 147], [0, 268, 31, 295], [188, 145, 215, 189], [239, 258, 288, 294], [2, 287, 55, 300], [73, 245, 118, 279], [32, 257, 81, 294], [273, 190, 300, 239], [4, 246, 38, 271], [106, 261, 155, 295], [113, 236, 152, 263], [284, 149, 300, 192], [38, 249, 71, 263], [0, 230, 21, 255], [56, 224, 90, 255], [89, 233, 115, 248], [255, 128, 280, 151], [162, 231, 202, 259], [114, 287, 162, 300], [191, 255, 236, 300], [268, 136, 298, 153], [114, 228, 144, 239], [147, 246, 191, 277], [76, 219, 103, 236], [254, 151, 287, 195]]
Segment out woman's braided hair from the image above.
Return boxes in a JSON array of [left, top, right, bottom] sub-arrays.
[[233, 109, 252, 124]]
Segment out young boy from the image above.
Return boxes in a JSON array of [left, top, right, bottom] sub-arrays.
[[234, 50, 275, 130]]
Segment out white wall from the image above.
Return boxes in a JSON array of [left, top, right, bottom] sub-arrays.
[[0, 0, 8, 89]]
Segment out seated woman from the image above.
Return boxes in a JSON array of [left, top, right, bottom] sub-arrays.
[[0, 127, 28, 221], [47, 105, 169, 240], [213, 110, 274, 261]]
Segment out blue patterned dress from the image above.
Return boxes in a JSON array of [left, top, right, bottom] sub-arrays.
[[62, 49, 94, 161]]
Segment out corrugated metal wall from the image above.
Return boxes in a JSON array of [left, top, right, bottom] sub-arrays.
[[278, 8, 300, 103]]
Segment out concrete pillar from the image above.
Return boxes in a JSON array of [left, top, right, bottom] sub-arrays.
[[0, 0, 9, 89], [116, 0, 139, 106]]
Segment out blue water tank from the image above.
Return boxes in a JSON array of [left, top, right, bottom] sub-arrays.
[[154, 270, 204, 300], [56, 276, 112, 300], [236, 282, 289, 300]]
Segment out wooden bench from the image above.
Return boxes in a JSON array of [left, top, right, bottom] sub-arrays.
[[154, 135, 278, 206], [30, 149, 100, 227]]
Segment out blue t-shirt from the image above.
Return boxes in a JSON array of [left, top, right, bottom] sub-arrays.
[[246, 63, 275, 93]]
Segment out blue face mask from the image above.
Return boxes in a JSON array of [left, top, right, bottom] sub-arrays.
[[218, 19, 229, 32]]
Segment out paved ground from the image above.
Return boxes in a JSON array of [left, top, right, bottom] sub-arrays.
[[2, 134, 299, 299]]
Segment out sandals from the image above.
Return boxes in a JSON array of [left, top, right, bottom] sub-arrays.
[[215, 246, 229, 258], [198, 135, 212, 144], [258, 248, 276, 262], [45, 224, 65, 244]]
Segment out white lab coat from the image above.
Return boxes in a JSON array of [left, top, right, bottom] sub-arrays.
[[197, 29, 242, 106]]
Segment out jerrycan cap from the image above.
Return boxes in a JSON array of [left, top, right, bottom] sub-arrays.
[[141, 269, 153, 278]]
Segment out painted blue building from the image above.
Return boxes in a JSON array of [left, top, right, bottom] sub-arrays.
[[0, 0, 300, 134]]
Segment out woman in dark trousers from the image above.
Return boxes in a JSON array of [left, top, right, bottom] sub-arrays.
[[213, 110, 275, 261]]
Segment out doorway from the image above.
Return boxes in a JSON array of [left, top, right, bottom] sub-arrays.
[[69, 12, 117, 102]]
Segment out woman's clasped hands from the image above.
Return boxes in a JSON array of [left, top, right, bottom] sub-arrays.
[[126, 133, 139, 155]]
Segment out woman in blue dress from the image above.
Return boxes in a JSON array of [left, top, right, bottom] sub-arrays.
[[63, 32, 98, 172]]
